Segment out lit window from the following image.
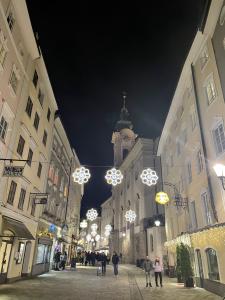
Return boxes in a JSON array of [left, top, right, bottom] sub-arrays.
[[206, 248, 220, 281], [0, 30, 8, 67], [0, 116, 8, 141], [200, 47, 209, 69], [205, 76, 216, 105], [213, 122, 225, 156]]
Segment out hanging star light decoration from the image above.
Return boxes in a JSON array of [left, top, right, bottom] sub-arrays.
[[140, 168, 158, 186], [86, 208, 98, 221], [125, 209, 136, 223], [72, 166, 91, 184], [105, 168, 123, 186], [80, 220, 88, 228], [105, 224, 112, 232], [91, 223, 98, 231]]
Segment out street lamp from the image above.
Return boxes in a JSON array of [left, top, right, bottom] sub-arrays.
[[214, 164, 225, 190], [154, 219, 161, 227], [122, 232, 126, 237]]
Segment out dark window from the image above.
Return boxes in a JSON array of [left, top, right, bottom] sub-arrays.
[[38, 88, 44, 106], [42, 130, 47, 146], [27, 148, 33, 166], [18, 188, 26, 210], [47, 108, 51, 121], [31, 199, 36, 216], [0, 116, 8, 141], [17, 135, 25, 156], [123, 149, 129, 160], [7, 12, 15, 31], [37, 162, 42, 178], [7, 180, 17, 205], [33, 112, 40, 131], [33, 70, 38, 88], [25, 97, 33, 117], [206, 248, 220, 281]]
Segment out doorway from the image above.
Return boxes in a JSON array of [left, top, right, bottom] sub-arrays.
[[22, 241, 32, 276], [196, 249, 204, 288], [0, 238, 13, 283]]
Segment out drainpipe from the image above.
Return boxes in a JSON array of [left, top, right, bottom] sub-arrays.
[[191, 64, 218, 222]]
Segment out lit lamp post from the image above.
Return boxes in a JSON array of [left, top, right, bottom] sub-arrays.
[[214, 164, 225, 190]]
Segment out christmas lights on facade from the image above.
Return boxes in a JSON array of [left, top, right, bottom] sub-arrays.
[[105, 224, 112, 232], [72, 166, 91, 184], [140, 168, 158, 186], [91, 223, 98, 231], [125, 209, 136, 223], [86, 208, 98, 221], [86, 234, 91, 242], [105, 168, 123, 186], [80, 220, 88, 228]]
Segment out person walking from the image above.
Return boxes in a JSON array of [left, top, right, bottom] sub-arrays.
[[143, 256, 153, 287], [61, 251, 67, 270], [101, 252, 107, 275], [54, 250, 61, 271], [153, 257, 163, 287], [112, 251, 119, 276]]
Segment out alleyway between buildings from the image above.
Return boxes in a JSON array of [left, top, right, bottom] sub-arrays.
[[0, 264, 221, 300]]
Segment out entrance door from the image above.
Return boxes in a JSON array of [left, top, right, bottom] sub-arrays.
[[0, 240, 13, 283], [22, 241, 32, 276], [196, 249, 204, 287]]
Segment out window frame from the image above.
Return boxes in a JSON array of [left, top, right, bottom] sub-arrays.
[[0, 116, 8, 141], [7, 180, 17, 205], [17, 135, 25, 157]]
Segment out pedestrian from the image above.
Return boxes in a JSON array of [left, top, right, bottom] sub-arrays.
[[143, 256, 153, 287], [112, 251, 119, 276], [153, 257, 163, 287], [61, 251, 67, 270], [54, 250, 61, 271], [101, 252, 107, 275]]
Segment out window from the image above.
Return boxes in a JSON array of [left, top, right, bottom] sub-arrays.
[[18, 188, 26, 210], [37, 162, 42, 178], [206, 248, 220, 281], [205, 76, 216, 105], [0, 116, 8, 141], [189, 201, 197, 229], [38, 88, 44, 106], [47, 108, 51, 121], [33, 70, 38, 88], [53, 168, 59, 186], [9, 70, 19, 94], [17, 135, 25, 156], [25, 97, 33, 117], [213, 122, 225, 156], [196, 149, 203, 173], [0, 30, 8, 67], [187, 162, 192, 184], [33, 112, 40, 131], [200, 47, 209, 69], [201, 192, 212, 225], [16, 242, 25, 264], [31, 199, 36, 216], [7, 11, 15, 31], [42, 130, 47, 146], [27, 148, 33, 167], [7, 180, 17, 204]]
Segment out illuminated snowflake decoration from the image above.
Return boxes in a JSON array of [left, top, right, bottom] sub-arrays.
[[125, 209, 136, 223], [86, 234, 91, 242], [80, 220, 88, 228], [140, 168, 158, 186], [105, 224, 112, 232], [105, 168, 123, 186], [91, 223, 98, 231], [72, 167, 91, 184], [95, 234, 100, 242], [86, 208, 98, 221]]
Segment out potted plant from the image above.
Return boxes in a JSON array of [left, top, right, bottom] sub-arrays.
[[177, 243, 194, 288], [176, 245, 183, 283]]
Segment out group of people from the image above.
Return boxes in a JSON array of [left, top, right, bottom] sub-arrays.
[[143, 256, 163, 287], [77, 251, 110, 267], [53, 250, 67, 271]]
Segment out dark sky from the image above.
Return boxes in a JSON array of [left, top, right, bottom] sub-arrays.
[[26, 0, 206, 217]]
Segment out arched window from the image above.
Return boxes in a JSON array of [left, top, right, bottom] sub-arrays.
[[206, 248, 220, 281]]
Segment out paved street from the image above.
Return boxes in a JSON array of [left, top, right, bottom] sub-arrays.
[[0, 264, 221, 300]]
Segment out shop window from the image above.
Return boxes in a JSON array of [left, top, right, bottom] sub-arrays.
[[16, 242, 25, 264], [206, 248, 220, 281]]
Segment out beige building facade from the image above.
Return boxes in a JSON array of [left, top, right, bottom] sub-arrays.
[[158, 0, 225, 296]]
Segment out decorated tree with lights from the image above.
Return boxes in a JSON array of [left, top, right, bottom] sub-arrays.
[[176, 243, 194, 287]]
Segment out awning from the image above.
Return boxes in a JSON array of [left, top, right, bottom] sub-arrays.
[[1, 216, 35, 240]]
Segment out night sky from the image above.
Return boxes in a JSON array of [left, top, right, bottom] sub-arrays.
[[26, 0, 206, 217]]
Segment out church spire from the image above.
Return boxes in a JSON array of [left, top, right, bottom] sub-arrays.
[[115, 92, 133, 131]]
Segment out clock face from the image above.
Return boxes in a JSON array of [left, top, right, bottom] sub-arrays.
[[220, 6, 225, 26]]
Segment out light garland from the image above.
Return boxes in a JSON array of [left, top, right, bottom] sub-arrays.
[[80, 220, 88, 228], [72, 166, 91, 184], [140, 168, 158, 186], [105, 224, 112, 232], [105, 230, 110, 237], [155, 192, 170, 205], [95, 234, 100, 242], [105, 168, 123, 186], [86, 234, 91, 242], [125, 209, 136, 223], [91, 231, 97, 237], [91, 223, 98, 231], [86, 208, 98, 221]]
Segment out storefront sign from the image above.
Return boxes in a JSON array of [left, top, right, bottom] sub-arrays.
[[3, 166, 24, 177], [34, 198, 47, 205]]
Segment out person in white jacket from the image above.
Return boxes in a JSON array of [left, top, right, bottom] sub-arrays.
[[153, 257, 163, 287]]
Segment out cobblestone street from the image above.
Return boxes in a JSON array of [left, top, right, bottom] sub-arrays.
[[0, 265, 221, 300]]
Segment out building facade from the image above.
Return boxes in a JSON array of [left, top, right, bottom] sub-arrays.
[[157, 0, 225, 296], [111, 102, 166, 264]]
